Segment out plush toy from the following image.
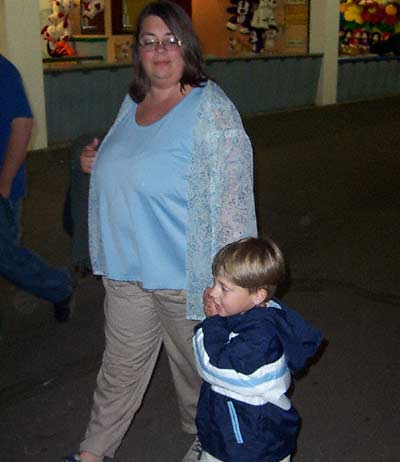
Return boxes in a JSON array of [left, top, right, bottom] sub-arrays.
[[352, 28, 366, 53], [361, 2, 383, 24], [115, 41, 132, 61], [342, 0, 364, 24], [41, 23, 59, 42], [249, 29, 259, 52], [251, 0, 278, 30], [360, 30, 370, 52], [264, 24, 279, 52], [370, 32, 400, 55], [42, 0, 76, 56], [339, 28, 354, 54], [382, 3, 398, 26], [370, 31, 381, 46], [226, 0, 255, 34], [47, 40, 76, 58], [48, 0, 65, 25], [61, 0, 75, 12], [249, 28, 266, 53], [56, 15, 72, 41], [82, 0, 104, 20], [228, 36, 246, 55]]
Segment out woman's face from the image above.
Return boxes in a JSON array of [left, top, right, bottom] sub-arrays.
[[138, 15, 185, 89]]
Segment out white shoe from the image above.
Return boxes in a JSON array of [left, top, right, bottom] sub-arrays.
[[182, 436, 202, 462]]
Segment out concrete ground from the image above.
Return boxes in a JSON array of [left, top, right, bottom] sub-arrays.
[[0, 95, 399, 462]]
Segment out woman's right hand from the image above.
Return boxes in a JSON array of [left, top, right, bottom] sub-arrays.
[[80, 138, 99, 174]]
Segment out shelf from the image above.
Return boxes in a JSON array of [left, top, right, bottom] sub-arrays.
[[71, 35, 108, 41]]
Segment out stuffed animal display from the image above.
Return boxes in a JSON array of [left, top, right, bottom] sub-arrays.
[[42, 0, 75, 43], [226, 0, 280, 53], [41, 0, 76, 57], [339, 0, 400, 55]]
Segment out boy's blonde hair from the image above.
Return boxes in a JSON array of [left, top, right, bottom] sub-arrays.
[[212, 237, 286, 299]]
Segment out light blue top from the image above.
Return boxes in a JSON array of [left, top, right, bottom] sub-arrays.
[[91, 87, 203, 287], [89, 81, 257, 319]]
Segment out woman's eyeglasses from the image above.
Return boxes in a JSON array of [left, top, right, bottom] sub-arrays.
[[139, 36, 183, 52]]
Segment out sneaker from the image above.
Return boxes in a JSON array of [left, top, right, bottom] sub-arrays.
[[63, 455, 81, 462], [182, 436, 202, 462], [54, 293, 75, 323], [63, 453, 105, 462]]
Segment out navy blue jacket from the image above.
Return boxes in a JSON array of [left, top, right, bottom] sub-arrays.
[[194, 298, 323, 462]]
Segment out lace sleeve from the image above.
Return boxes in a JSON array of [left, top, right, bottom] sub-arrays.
[[211, 125, 257, 256], [186, 82, 257, 320]]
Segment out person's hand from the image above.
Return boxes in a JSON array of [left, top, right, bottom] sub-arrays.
[[203, 287, 218, 317], [80, 138, 99, 174], [0, 181, 11, 199], [0, 175, 11, 198]]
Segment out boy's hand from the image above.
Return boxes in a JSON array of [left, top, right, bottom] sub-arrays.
[[203, 287, 218, 317]]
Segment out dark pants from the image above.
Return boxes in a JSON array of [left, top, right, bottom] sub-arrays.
[[0, 196, 71, 303]]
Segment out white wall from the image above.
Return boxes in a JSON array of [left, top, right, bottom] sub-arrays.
[[0, 0, 48, 149], [309, 0, 340, 105]]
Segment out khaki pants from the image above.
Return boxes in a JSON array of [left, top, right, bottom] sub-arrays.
[[80, 278, 202, 458]]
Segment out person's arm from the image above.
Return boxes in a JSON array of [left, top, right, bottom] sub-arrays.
[[194, 315, 288, 404], [204, 84, 257, 251], [0, 117, 33, 198], [215, 123, 257, 246]]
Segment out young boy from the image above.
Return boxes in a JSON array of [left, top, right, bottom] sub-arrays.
[[193, 237, 323, 462]]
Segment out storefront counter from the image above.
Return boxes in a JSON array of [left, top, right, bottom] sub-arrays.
[[44, 53, 323, 144], [338, 55, 400, 103]]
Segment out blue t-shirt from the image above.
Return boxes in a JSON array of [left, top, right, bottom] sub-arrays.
[[0, 55, 33, 202], [91, 87, 203, 288]]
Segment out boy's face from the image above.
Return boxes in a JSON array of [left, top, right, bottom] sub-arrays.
[[209, 274, 264, 317]]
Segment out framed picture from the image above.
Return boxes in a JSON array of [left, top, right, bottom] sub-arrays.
[[112, 0, 134, 34], [80, 3, 105, 35], [112, 0, 191, 35]]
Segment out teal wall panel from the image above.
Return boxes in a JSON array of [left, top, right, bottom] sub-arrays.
[[44, 55, 322, 144], [44, 65, 133, 143], [206, 55, 322, 114], [338, 56, 400, 102]]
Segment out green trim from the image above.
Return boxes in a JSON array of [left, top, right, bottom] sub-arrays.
[[71, 37, 108, 42]]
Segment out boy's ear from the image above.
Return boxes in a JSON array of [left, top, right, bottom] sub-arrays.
[[253, 288, 268, 306]]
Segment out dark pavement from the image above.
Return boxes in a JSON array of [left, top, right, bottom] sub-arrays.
[[1, 96, 399, 462]]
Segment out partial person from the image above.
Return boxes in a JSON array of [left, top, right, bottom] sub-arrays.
[[195, 237, 323, 462], [0, 54, 73, 323]]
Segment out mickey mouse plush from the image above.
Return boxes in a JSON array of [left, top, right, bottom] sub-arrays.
[[226, 0, 255, 34]]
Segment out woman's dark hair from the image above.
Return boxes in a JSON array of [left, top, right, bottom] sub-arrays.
[[129, 0, 208, 102]]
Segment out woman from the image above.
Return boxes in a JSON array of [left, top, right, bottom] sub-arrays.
[[68, 2, 257, 462]]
